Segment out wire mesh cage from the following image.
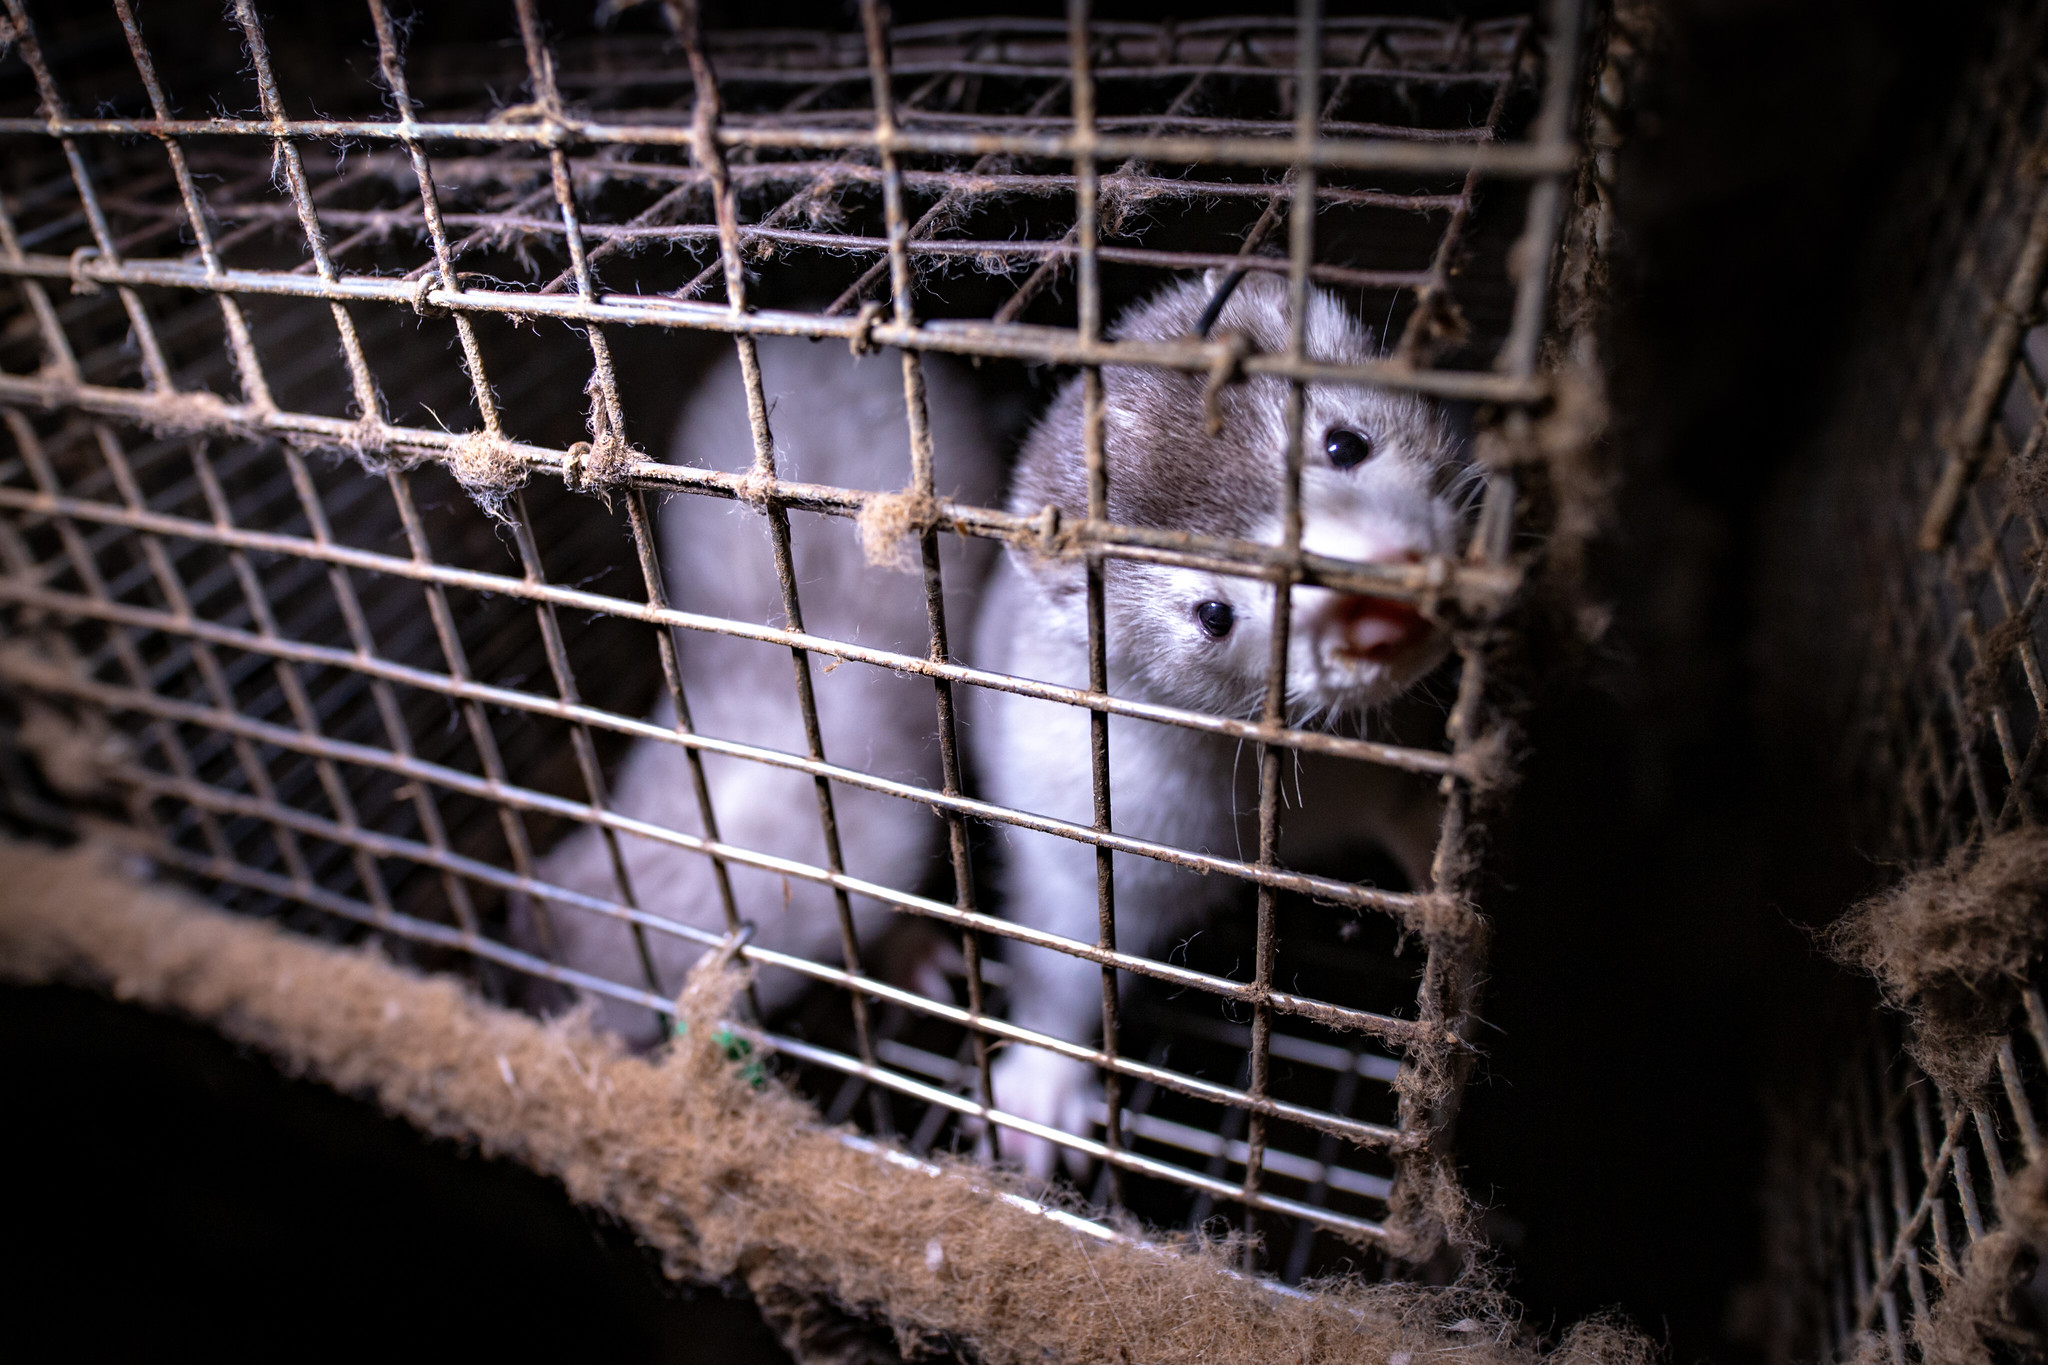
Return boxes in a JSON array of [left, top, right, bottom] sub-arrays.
[[0, 0, 1596, 1286], [1755, 0, 2048, 1357]]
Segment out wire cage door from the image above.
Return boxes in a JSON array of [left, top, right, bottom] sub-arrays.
[[0, 0, 1593, 1282]]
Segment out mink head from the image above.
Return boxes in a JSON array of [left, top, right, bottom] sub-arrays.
[[1007, 271, 1474, 722]]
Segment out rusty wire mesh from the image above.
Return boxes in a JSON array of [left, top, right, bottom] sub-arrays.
[[0, 0, 1588, 1280], [1755, 0, 2048, 1355]]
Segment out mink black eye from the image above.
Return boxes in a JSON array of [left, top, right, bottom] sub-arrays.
[[1194, 600, 1234, 639], [1324, 427, 1374, 469]]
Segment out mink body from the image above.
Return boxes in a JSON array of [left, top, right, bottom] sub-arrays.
[[526, 337, 1003, 1045], [967, 273, 1465, 1176]]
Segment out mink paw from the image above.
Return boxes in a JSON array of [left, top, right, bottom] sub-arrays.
[[991, 1047, 1099, 1181]]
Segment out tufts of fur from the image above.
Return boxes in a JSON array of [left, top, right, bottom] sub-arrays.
[[447, 430, 529, 518], [1550, 1315, 1663, 1365], [1915, 1158, 2048, 1365], [1822, 827, 2048, 1096], [577, 368, 638, 495], [1965, 610, 2037, 718], [0, 835, 1658, 1365], [854, 488, 938, 572], [12, 694, 129, 800]]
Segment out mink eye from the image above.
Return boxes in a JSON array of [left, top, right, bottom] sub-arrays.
[[1194, 600, 1234, 638], [1324, 428, 1374, 469]]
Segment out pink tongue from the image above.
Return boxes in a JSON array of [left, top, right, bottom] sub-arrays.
[[1334, 596, 1429, 661]]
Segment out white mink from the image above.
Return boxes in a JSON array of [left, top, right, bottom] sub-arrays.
[[525, 336, 1003, 1046], [966, 272, 1467, 1178]]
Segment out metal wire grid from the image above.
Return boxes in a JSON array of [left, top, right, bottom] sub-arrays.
[[0, 0, 1586, 1275], [1763, 1001, 2048, 1365], [1757, 2, 2048, 1356]]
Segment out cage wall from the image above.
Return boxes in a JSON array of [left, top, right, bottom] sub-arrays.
[[1755, 1, 2048, 1358], [0, 0, 1598, 1286]]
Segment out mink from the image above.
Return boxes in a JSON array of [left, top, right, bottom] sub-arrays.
[[524, 336, 1004, 1045], [966, 272, 1468, 1176]]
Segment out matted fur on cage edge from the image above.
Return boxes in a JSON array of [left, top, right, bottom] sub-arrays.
[[0, 0, 1602, 1301]]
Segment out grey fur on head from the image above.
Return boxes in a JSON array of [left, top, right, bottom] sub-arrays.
[[1008, 271, 1470, 574]]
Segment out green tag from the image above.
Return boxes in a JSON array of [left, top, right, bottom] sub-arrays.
[[670, 1018, 767, 1088]]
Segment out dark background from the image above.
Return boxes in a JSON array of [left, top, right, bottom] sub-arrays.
[[1457, 1, 1973, 1361], [0, 1, 1984, 1360]]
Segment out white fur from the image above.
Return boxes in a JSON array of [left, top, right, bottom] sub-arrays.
[[968, 291, 1461, 1178], [525, 337, 1003, 1044]]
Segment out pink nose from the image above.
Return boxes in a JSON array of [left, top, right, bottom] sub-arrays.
[[1328, 593, 1432, 662]]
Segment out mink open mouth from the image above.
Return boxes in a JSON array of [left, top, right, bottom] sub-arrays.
[[1328, 594, 1433, 664]]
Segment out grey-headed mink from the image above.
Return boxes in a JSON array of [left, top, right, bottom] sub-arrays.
[[967, 272, 1467, 1176]]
